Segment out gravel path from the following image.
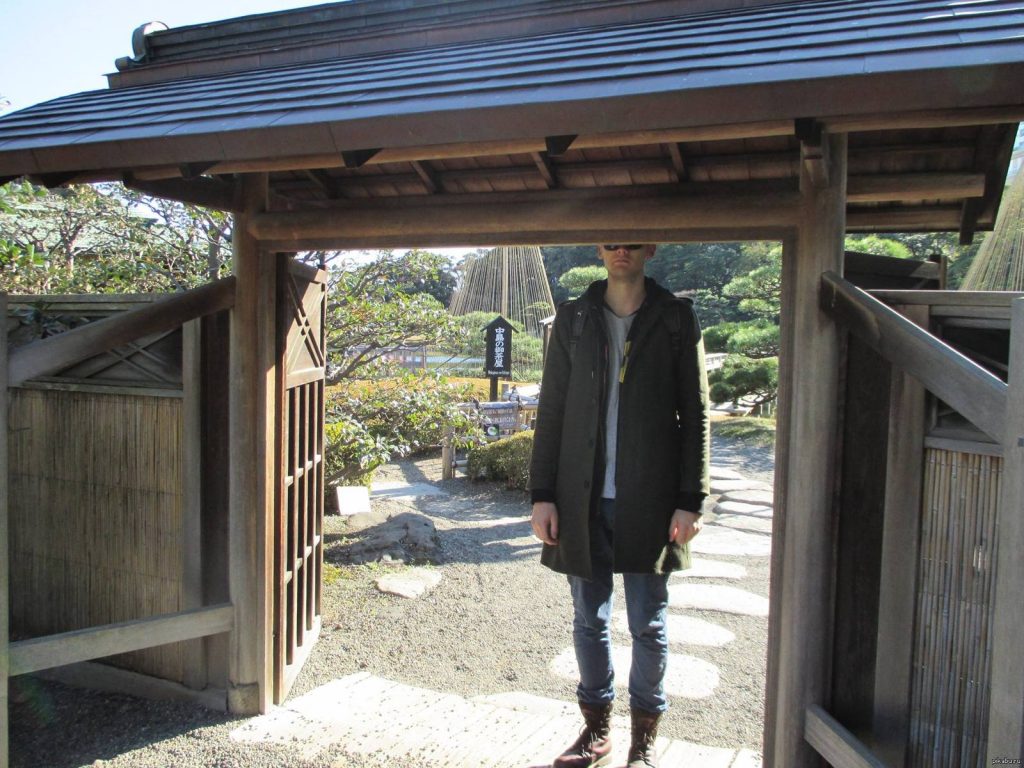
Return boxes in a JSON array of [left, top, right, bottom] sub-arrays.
[[10, 434, 773, 768]]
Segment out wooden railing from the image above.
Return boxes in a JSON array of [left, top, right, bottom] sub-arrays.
[[805, 706, 889, 768], [8, 276, 235, 387], [820, 272, 1007, 442]]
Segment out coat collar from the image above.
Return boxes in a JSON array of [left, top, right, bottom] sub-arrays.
[[579, 276, 675, 312]]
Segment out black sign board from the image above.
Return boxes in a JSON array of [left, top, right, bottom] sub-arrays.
[[484, 316, 514, 377]]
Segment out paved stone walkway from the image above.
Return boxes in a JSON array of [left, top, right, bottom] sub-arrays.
[[242, 460, 773, 766], [231, 672, 761, 767]]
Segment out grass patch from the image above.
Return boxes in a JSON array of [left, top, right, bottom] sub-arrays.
[[322, 561, 348, 586], [713, 416, 777, 447]]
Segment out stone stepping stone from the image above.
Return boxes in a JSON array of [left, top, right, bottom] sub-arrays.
[[612, 611, 736, 648], [233, 673, 748, 766], [709, 465, 745, 480], [710, 478, 773, 495], [371, 481, 448, 498], [712, 515, 774, 535], [376, 567, 442, 599], [551, 646, 719, 699], [690, 526, 771, 557], [671, 558, 747, 580], [720, 488, 774, 506], [668, 584, 769, 617], [731, 749, 764, 767], [715, 500, 773, 518]]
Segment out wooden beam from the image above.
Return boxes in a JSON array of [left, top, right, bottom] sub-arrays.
[[247, 186, 800, 243], [8, 278, 235, 388], [666, 143, 687, 182], [797, 119, 829, 188], [1, 293, 8, 768], [986, 297, 1024, 763], [8, 604, 234, 677], [259, 226, 796, 251], [847, 173, 986, 203], [868, 290, 1024, 308], [846, 206, 963, 232], [181, 320, 206, 692], [303, 169, 345, 199], [872, 304, 928, 768], [228, 173, 276, 715], [823, 105, 1024, 133], [410, 161, 440, 194], [821, 272, 1007, 442], [124, 175, 241, 212], [530, 152, 557, 189], [959, 123, 1018, 244], [179, 161, 217, 180], [768, 131, 847, 768], [805, 706, 889, 768]]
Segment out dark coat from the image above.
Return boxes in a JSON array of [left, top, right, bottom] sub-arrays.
[[529, 278, 710, 579]]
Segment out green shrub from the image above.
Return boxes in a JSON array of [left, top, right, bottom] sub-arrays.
[[325, 371, 479, 486], [712, 416, 777, 447], [467, 431, 534, 490]]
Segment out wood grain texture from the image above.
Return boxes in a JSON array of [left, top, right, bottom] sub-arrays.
[[9, 604, 233, 676], [767, 131, 847, 768], [986, 297, 1024, 762], [805, 705, 888, 768], [1, 294, 8, 768], [228, 173, 276, 715], [821, 272, 1007, 443], [872, 304, 928, 768]]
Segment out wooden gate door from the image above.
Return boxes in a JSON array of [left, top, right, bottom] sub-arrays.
[[274, 259, 327, 702]]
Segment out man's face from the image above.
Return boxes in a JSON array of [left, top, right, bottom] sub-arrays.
[[598, 243, 656, 280]]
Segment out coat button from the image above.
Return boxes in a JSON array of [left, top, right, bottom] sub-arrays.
[[583, 480, 590, 489], [588, 438, 595, 447]]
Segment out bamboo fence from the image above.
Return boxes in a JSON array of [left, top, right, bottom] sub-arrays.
[[909, 447, 1001, 767]]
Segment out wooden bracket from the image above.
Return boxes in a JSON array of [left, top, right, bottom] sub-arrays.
[[797, 118, 829, 188], [544, 134, 576, 157], [341, 148, 381, 168]]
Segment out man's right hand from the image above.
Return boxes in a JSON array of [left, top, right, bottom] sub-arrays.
[[531, 502, 559, 545]]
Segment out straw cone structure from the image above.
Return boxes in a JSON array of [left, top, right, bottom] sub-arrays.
[[961, 170, 1024, 290], [448, 246, 555, 337]]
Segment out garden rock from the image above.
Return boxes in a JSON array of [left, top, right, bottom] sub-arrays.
[[335, 509, 439, 564], [376, 567, 443, 599]]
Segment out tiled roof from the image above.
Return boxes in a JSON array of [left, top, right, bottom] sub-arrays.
[[0, 0, 1021, 187]]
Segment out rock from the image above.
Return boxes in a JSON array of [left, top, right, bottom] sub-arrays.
[[709, 466, 744, 480], [335, 510, 439, 564], [720, 488, 774, 506], [710, 478, 772, 494], [714, 500, 773, 517], [668, 584, 770, 617], [671, 558, 747, 580], [690, 526, 771, 557], [376, 567, 443, 599], [711, 514, 774, 534]]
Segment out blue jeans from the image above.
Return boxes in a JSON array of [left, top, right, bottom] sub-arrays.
[[568, 498, 670, 713]]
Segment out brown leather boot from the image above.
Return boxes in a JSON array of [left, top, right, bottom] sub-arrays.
[[552, 701, 613, 768], [626, 708, 661, 767]]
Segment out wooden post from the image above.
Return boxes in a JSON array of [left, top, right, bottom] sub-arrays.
[[873, 304, 929, 767], [766, 130, 847, 768], [181, 320, 206, 692], [986, 297, 1024, 762], [228, 173, 276, 715], [1, 294, 9, 768]]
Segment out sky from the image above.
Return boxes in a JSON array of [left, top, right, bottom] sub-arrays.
[[1, 0, 329, 114]]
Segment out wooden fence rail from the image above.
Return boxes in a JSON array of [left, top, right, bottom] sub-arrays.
[[805, 706, 889, 768], [8, 603, 234, 678], [8, 277, 235, 387], [820, 271, 1007, 442]]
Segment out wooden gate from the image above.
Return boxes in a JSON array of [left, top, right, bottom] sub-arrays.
[[274, 259, 327, 701]]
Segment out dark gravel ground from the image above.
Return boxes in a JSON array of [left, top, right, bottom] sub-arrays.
[[10, 434, 773, 768]]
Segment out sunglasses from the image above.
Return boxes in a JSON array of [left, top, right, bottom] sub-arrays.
[[601, 244, 643, 251]]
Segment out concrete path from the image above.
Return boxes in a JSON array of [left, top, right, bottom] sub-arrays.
[[231, 672, 761, 768]]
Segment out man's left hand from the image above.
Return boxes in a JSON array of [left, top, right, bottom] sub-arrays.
[[668, 509, 702, 546]]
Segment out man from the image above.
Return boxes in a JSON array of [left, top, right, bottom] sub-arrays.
[[529, 243, 710, 768]]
